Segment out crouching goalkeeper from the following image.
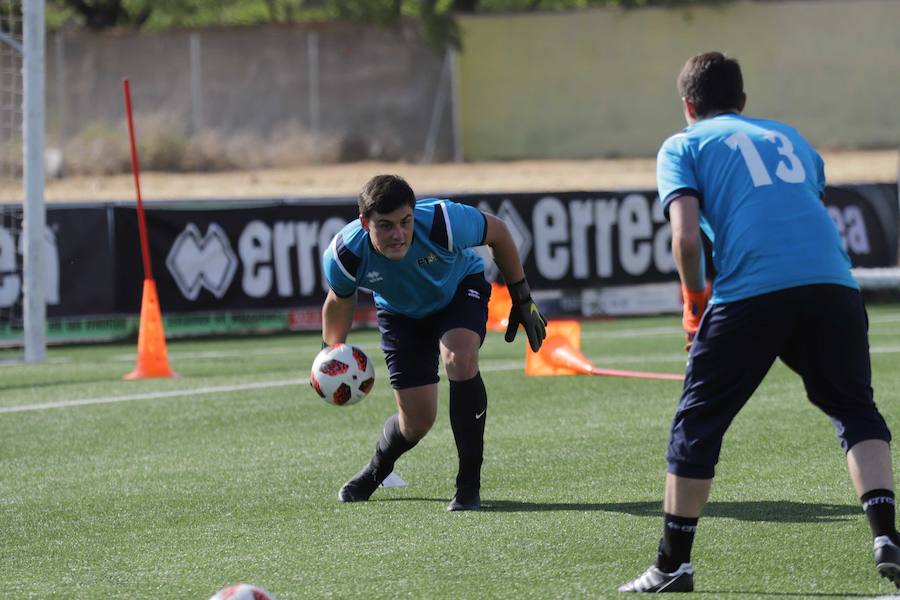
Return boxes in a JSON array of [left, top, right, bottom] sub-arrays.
[[320, 174, 546, 511]]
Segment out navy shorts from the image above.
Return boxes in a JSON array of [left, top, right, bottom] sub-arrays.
[[667, 284, 891, 479], [377, 273, 491, 390]]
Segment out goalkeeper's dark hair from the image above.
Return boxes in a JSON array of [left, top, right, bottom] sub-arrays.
[[677, 52, 744, 118], [358, 174, 416, 219]]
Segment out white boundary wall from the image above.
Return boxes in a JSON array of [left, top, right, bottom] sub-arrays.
[[458, 0, 900, 160]]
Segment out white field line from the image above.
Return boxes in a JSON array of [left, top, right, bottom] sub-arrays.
[[584, 315, 900, 339], [107, 333, 685, 362], [0, 378, 306, 414], [872, 345, 900, 354], [582, 326, 682, 339], [0, 361, 521, 415], [0, 357, 71, 368], [5, 336, 900, 415], [870, 314, 900, 323], [109, 341, 385, 363], [13, 328, 900, 365], [8, 313, 899, 365]]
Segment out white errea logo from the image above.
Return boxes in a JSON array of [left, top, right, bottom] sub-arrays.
[[863, 496, 895, 510], [467, 288, 481, 300], [665, 522, 698, 533], [365, 271, 384, 284], [167, 223, 238, 300]]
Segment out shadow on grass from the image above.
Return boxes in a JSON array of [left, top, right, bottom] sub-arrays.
[[694, 590, 884, 600], [693, 592, 881, 598], [378, 498, 878, 597], [375, 497, 857, 523], [476, 499, 857, 523]]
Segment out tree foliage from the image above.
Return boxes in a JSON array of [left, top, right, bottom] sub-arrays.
[[49, 0, 732, 45]]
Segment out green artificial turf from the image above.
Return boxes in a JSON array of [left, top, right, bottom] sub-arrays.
[[3, 306, 900, 599]]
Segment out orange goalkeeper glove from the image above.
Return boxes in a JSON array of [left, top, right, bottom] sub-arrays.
[[681, 282, 711, 351]]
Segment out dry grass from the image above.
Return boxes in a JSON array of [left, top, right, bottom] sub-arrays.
[[51, 115, 344, 179], [1, 149, 890, 204]]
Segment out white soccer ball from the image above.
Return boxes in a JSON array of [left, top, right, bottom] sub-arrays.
[[310, 343, 375, 406], [208, 583, 276, 600]]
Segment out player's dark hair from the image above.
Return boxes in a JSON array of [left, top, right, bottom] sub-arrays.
[[677, 52, 744, 118], [358, 174, 416, 219]]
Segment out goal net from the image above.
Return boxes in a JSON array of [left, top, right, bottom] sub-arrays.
[[0, 2, 23, 360], [0, 0, 45, 362]]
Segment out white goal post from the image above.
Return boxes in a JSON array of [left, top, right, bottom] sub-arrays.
[[0, 0, 45, 362]]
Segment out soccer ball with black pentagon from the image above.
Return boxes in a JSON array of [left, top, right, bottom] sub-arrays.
[[310, 343, 375, 406]]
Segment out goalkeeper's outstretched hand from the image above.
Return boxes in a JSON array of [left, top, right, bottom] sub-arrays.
[[682, 282, 711, 352], [505, 279, 547, 352]]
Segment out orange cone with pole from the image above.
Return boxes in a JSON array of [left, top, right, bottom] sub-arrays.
[[122, 79, 176, 380], [125, 279, 176, 380]]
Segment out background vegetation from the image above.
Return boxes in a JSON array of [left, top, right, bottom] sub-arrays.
[[49, 0, 732, 30], [45, 0, 732, 48]]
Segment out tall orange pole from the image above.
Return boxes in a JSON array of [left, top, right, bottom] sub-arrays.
[[122, 79, 153, 279]]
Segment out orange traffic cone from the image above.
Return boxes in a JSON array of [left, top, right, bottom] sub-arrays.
[[525, 320, 597, 376], [525, 320, 684, 381], [486, 281, 512, 332], [125, 278, 176, 380]]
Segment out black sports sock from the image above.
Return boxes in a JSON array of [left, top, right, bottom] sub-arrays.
[[656, 513, 699, 573], [370, 413, 417, 482], [861, 489, 899, 543], [449, 373, 487, 491]]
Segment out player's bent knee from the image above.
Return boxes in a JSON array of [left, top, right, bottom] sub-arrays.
[[443, 351, 479, 381], [401, 419, 434, 442], [398, 407, 437, 441]]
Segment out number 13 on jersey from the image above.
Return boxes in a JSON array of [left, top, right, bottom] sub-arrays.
[[726, 130, 806, 187]]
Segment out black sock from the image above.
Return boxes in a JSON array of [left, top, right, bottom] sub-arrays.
[[369, 413, 417, 482], [449, 373, 487, 491], [861, 489, 899, 543], [656, 513, 699, 573]]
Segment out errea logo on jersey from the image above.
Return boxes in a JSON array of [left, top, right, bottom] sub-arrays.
[[417, 252, 438, 267], [365, 271, 384, 284]]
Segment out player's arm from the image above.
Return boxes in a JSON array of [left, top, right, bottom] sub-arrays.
[[483, 212, 547, 352], [669, 195, 709, 348], [483, 213, 526, 285], [322, 288, 356, 346], [320, 232, 359, 347], [669, 195, 705, 291]]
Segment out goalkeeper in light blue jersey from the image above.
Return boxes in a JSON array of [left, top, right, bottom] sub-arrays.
[[620, 52, 896, 593], [321, 174, 546, 512]]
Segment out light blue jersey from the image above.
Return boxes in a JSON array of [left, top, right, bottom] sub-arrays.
[[657, 113, 857, 304], [322, 198, 487, 318]]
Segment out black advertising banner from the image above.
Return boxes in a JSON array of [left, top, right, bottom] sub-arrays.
[[110, 192, 680, 316], [0, 205, 115, 321], [112, 200, 359, 313], [2, 181, 897, 343], [824, 184, 899, 267], [456, 191, 678, 289], [50, 207, 117, 317], [455, 184, 899, 288]]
